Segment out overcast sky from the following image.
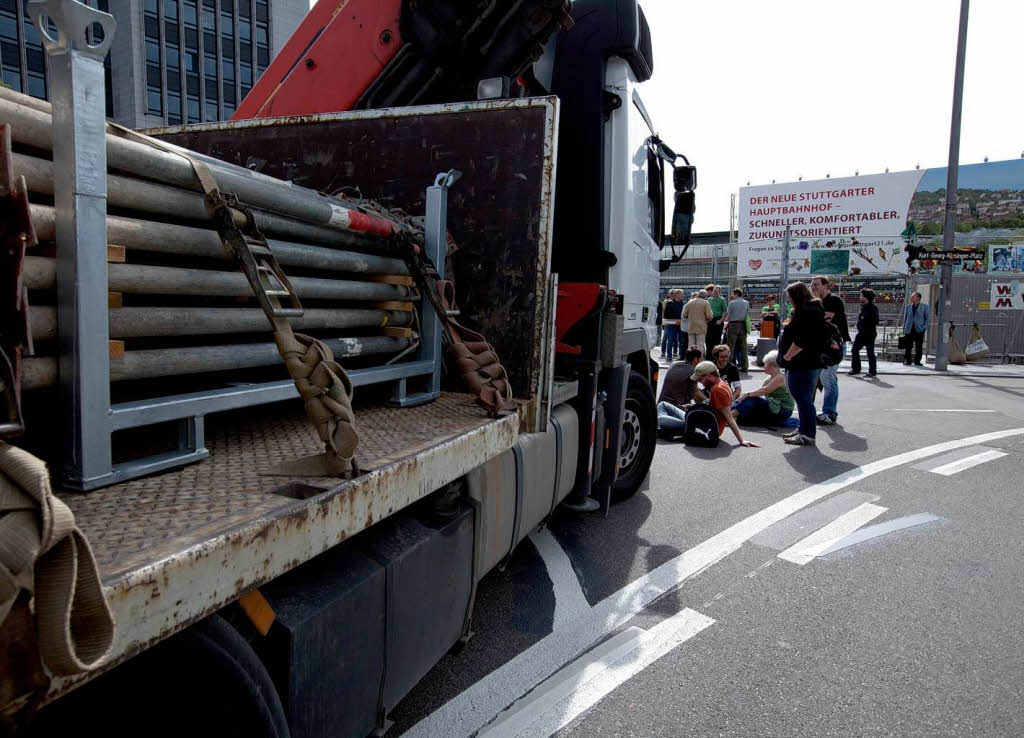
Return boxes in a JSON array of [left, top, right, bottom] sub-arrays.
[[640, 0, 1024, 233]]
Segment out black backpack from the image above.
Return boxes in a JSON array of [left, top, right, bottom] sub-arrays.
[[683, 406, 719, 447], [820, 321, 844, 367]]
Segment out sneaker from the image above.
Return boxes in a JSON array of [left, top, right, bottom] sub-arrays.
[[866, 372, 877, 378], [784, 433, 816, 446], [846, 371, 860, 376], [816, 413, 835, 425], [783, 429, 801, 439]]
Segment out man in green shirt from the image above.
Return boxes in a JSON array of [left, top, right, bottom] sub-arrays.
[[705, 283, 728, 358], [760, 294, 781, 338]]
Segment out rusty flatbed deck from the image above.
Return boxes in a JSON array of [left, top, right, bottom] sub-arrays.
[[51, 393, 518, 695]]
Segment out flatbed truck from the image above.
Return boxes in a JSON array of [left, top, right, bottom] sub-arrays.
[[0, 1, 696, 735]]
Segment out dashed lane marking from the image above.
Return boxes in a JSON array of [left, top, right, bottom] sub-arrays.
[[928, 449, 1008, 476], [402, 427, 1024, 738], [890, 409, 998, 413], [778, 503, 888, 566]]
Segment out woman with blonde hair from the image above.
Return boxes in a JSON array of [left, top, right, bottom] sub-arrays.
[[732, 350, 794, 426]]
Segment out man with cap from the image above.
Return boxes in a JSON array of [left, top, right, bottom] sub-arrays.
[[695, 361, 760, 448]]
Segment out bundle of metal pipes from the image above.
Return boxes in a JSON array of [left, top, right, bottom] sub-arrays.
[[0, 87, 422, 391]]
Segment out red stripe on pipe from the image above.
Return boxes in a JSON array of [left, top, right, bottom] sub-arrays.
[[349, 210, 398, 237]]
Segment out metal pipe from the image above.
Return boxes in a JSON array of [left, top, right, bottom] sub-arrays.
[[27, 204, 409, 275], [30, 306, 411, 340], [15, 153, 396, 255], [23, 256, 412, 301], [778, 225, 792, 321], [22, 335, 413, 388], [0, 93, 402, 240]]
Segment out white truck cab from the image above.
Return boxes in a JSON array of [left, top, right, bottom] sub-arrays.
[[603, 55, 662, 348]]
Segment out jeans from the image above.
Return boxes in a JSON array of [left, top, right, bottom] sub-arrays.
[[786, 368, 821, 439], [904, 329, 924, 364], [851, 332, 876, 374], [732, 396, 792, 427], [657, 402, 688, 433], [819, 342, 844, 419], [662, 325, 682, 358], [726, 323, 748, 370]]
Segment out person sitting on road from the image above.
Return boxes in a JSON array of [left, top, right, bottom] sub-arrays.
[[656, 347, 705, 438], [732, 350, 795, 427], [710, 343, 742, 401], [694, 361, 759, 448]]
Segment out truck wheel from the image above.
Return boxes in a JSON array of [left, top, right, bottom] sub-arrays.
[[29, 614, 289, 738], [612, 371, 657, 502]]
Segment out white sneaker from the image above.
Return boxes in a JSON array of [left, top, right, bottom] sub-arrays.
[[784, 434, 816, 446]]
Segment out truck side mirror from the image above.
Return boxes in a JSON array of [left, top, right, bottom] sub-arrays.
[[671, 190, 695, 246]]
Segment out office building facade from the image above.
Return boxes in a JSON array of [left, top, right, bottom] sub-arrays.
[[0, 0, 306, 128]]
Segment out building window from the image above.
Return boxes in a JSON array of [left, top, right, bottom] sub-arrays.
[[20, 0, 47, 99], [144, 0, 162, 115], [167, 89, 182, 124]]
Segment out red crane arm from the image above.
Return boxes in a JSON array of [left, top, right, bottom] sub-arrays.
[[233, 0, 403, 120]]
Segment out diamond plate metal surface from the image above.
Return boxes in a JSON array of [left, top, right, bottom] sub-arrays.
[[60, 392, 498, 580]]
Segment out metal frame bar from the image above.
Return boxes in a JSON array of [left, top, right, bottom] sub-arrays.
[[387, 170, 453, 408], [35, 0, 118, 489]]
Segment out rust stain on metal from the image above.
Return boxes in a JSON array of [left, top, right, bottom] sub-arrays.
[[37, 394, 518, 709]]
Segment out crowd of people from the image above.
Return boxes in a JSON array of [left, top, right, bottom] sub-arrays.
[[656, 278, 932, 449], [657, 284, 751, 367]]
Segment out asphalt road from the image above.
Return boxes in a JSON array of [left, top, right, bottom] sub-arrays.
[[391, 370, 1024, 737]]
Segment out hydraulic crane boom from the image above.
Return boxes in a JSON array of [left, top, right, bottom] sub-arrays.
[[233, 0, 572, 120]]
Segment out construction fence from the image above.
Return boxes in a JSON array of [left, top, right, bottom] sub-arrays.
[[660, 234, 1024, 362]]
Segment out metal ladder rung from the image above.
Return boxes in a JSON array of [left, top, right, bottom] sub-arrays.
[[264, 289, 291, 297]]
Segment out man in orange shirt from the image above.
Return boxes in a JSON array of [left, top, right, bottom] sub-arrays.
[[692, 362, 760, 447]]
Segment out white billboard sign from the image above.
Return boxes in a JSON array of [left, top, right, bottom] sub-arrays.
[[737, 171, 925, 277]]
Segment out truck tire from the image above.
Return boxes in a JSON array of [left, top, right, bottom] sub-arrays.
[[29, 614, 289, 738], [612, 370, 656, 502]]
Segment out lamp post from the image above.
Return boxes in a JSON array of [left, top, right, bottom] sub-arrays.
[[935, 0, 970, 372]]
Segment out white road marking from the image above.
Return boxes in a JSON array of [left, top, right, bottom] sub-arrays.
[[890, 409, 997, 413], [746, 560, 774, 579], [778, 503, 888, 565], [928, 449, 1008, 476], [480, 609, 714, 738], [820, 513, 942, 555], [403, 427, 1024, 738], [531, 528, 590, 631], [479, 627, 647, 738]]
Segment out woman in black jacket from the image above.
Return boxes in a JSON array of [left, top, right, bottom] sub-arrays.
[[849, 288, 879, 377], [778, 282, 828, 446]]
